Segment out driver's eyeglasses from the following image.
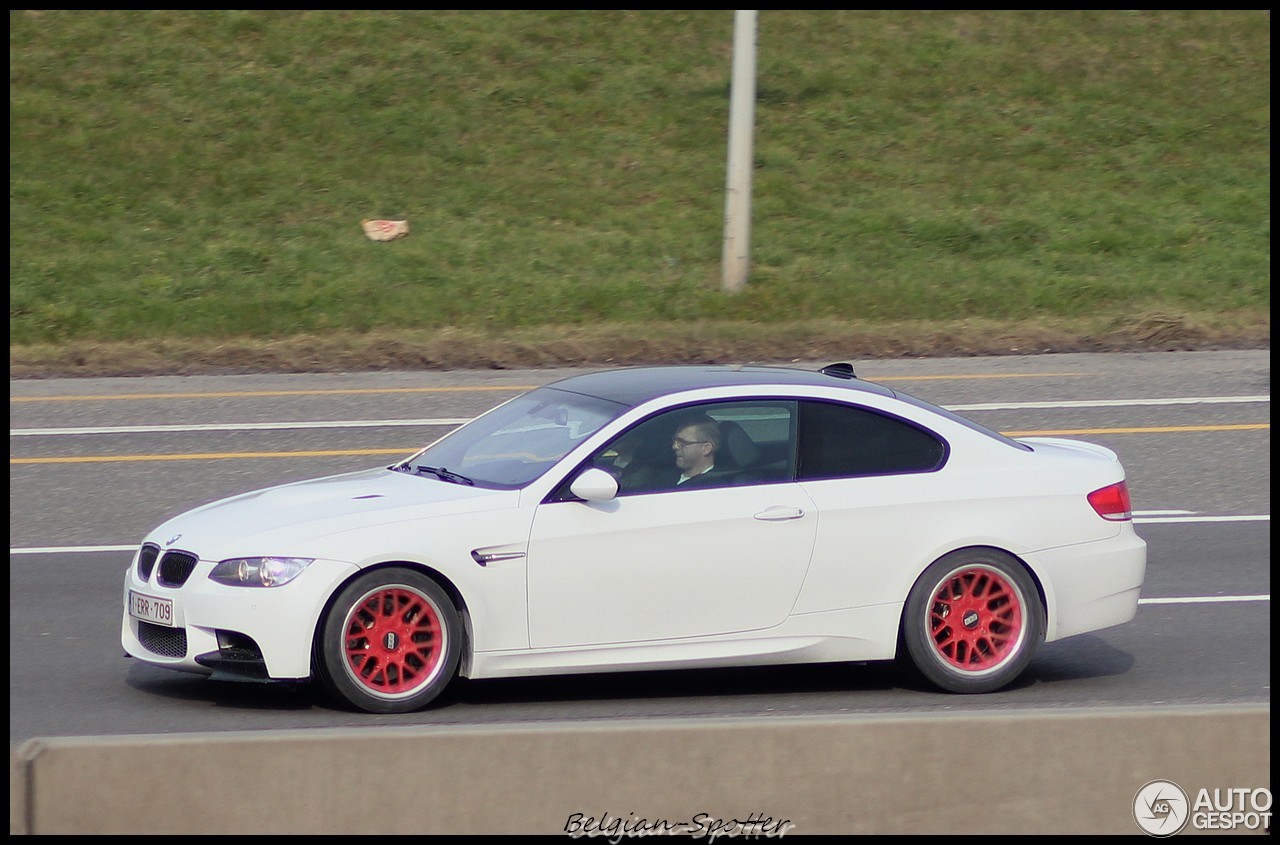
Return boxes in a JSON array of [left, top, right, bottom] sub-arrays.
[[673, 437, 707, 448]]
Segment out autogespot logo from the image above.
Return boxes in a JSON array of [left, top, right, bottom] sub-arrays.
[[1134, 780, 1190, 837]]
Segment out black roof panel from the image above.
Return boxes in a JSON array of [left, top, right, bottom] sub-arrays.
[[543, 365, 895, 408]]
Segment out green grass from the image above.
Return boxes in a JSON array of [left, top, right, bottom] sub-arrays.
[[9, 10, 1271, 360]]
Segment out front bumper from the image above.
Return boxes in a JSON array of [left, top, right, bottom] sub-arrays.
[[121, 548, 359, 681]]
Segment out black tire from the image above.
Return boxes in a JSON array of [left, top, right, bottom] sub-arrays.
[[317, 568, 462, 713], [901, 548, 1044, 694]]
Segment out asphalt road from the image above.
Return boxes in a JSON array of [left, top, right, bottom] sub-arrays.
[[9, 350, 1270, 743]]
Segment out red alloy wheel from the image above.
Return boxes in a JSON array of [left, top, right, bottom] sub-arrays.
[[926, 565, 1025, 672], [342, 585, 445, 695]]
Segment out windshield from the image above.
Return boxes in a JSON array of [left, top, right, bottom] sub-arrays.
[[398, 387, 627, 488]]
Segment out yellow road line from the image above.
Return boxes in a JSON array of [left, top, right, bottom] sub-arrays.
[[10, 386, 537, 403], [9, 373, 1091, 403], [877, 373, 1087, 382], [10, 423, 1268, 465], [1005, 423, 1270, 436], [12, 448, 413, 464]]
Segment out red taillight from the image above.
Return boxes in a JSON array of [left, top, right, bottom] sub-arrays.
[[1088, 481, 1133, 521]]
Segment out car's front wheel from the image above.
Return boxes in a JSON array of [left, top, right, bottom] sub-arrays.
[[901, 549, 1044, 694], [317, 568, 462, 713]]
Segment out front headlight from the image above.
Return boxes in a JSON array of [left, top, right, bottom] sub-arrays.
[[209, 557, 314, 587]]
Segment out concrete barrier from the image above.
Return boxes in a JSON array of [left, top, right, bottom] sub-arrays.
[[10, 705, 1270, 835]]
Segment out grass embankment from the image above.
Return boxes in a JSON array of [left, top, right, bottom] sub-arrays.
[[9, 10, 1270, 376]]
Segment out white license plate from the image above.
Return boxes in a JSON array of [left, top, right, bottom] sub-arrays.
[[130, 591, 174, 627]]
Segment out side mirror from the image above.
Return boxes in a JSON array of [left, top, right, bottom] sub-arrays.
[[569, 467, 619, 502]]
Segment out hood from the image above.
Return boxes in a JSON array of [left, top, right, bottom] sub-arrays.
[[146, 467, 520, 560]]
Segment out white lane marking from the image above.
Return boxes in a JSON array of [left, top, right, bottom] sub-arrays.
[[11, 545, 139, 554], [1134, 515, 1269, 524], [8, 543, 1271, 606], [8, 512, 1269, 554], [9, 395, 1270, 436], [1139, 596, 1270, 605], [949, 395, 1270, 411], [10, 419, 471, 436]]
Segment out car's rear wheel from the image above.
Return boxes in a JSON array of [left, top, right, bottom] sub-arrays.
[[901, 549, 1044, 693], [317, 568, 461, 713]]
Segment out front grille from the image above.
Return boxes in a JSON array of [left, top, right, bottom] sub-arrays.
[[157, 551, 199, 587], [138, 621, 188, 658], [137, 543, 160, 580]]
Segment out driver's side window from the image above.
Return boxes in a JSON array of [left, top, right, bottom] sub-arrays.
[[590, 401, 797, 496]]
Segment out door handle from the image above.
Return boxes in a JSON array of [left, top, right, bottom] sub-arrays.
[[754, 506, 805, 521]]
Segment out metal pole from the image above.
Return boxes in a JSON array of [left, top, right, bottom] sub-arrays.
[[721, 10, 757, 293]]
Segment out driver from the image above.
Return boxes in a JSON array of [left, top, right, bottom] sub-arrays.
[[671, 415, 722, 486]]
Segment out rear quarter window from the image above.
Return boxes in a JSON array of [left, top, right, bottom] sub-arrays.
[[797, 400, 947, 479]]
